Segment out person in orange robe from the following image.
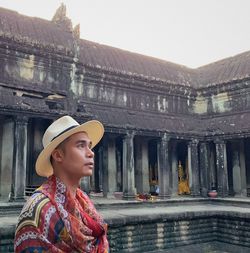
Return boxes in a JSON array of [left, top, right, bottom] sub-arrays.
[[178, 161, 190, 195]]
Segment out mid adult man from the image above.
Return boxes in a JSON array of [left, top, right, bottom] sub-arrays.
[[14, 115, 109, 252]]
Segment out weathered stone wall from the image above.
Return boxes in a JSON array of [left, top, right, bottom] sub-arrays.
[[1, 212, 249, 253], [109, 217, 217, 252], [0, 39, 74, 117], [74, 66, 193, 116], [0, 43, 72, 89], [108, 215, 250, 252], [192, 80, 250, 116]]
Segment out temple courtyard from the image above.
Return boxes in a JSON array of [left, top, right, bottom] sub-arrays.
[[0, 196, 250, 252]]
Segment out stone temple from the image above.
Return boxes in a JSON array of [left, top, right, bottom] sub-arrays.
[[0, 4, 250, 253]]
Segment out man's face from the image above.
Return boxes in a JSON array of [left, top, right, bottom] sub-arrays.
[[58, 132, 95, 178]]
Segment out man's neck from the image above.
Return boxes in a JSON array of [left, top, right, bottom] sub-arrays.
[[54, 172, 80, 197]]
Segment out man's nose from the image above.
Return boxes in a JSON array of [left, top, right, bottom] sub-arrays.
[[87, 147, 94, 158]]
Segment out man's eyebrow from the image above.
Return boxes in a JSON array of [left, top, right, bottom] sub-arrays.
[[76, 140, 92, 147]]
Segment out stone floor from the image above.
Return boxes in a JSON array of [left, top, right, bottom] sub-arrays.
[[151, 242, 250, 253]]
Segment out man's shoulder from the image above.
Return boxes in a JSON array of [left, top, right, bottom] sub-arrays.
[[21, 191, 51, 215], [16, 191, 54, 231]]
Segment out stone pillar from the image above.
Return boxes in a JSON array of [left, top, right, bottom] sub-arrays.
[[232, 140, 247, 197], [80, 177, 90, 194], [98, 146, 103, 191], [0, 117, 14, 198], [239, 140, 247, 196], [0, 116, 3, 196], [208, 143, 216, 190], [122, 131, 136, 199], [102, 135, 117, 197], [171, 141, 178, 196], [116, 141, 122, 192], [9, 116, 28, 201], [215, 139, 229, 197], [232, 142, 241, 195], [135, 138, 149, 194], [157, 134, 170, 198], [199, 142, 209, 197], [188, 139, 200, 196]]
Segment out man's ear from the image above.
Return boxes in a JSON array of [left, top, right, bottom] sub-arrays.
[[51, 149, 64, 162]]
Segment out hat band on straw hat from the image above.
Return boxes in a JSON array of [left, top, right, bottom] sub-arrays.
[[51, 125, 78, 142]]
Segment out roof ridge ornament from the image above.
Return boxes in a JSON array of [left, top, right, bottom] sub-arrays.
[[52, 3, 73, 32], [73, 23, 80, 39]]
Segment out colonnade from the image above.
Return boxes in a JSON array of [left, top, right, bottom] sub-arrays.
[[0, 115, 249, 201], [91, 132, 242, 199]]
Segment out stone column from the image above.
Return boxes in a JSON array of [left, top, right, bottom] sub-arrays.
[[208, 143, 217, 190], [232, 140, 247, 197], [157, 133, 170, 198], [80, 177, 91, 194], [188, 139, 200, 196], [232, 142, 241, 196], [171, 141, 178, 196], [116, 142, 122, 192], [135, 138, 149, 194], [239, 140, 247, 196], [199, 142, 209, 197], [98, 146, 104, 191], [0, 117, 14, 198], [215, 139, 229, 197], [0, 116, 3, 196], [122, 131, 136, 199], [9, 116, 28, 201], [102, 135, 117, 197]]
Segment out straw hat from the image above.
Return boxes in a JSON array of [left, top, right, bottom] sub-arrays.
[[35, 115, 104, 177]]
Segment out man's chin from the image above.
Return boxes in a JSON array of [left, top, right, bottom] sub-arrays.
[[82, 170, 93, 177]]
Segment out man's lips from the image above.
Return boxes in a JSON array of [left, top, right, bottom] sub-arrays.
[[85, 162, 94, 167]]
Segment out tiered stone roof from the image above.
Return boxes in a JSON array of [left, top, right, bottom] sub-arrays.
[[1, 6, 249, 88]]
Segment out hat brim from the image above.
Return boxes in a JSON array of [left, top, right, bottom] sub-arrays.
[[35, 120, 104, 177]]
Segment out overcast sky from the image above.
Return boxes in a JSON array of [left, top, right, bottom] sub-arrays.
[[0, 0, 249, 68]]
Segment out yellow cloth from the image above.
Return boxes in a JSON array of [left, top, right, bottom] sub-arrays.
[[178, 163, 190, 195]]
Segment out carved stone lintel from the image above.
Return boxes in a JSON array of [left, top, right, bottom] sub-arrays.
[[14, 115, 28, 125], [123, 130, 135, 140], [214, 138, 225, 145], [189, 139, 199, 146], [161, 133, 171, 143]]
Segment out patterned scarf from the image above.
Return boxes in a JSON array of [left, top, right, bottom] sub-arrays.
[[15, 176, 109, 253]]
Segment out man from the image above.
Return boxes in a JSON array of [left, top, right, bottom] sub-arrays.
[[14, 116, 109, 253]]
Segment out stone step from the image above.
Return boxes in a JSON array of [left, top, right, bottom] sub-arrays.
[[1, 200, 250, 252]]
